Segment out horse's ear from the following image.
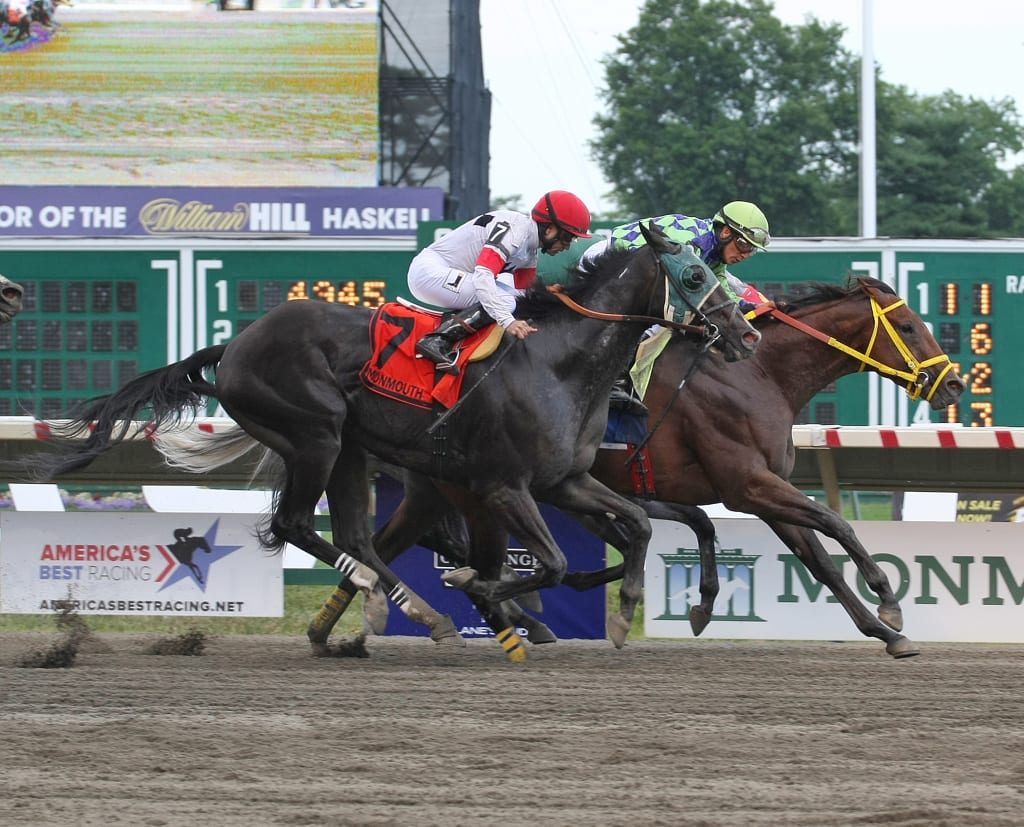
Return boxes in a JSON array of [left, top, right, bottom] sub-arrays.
[[639, 221, 682, 255]]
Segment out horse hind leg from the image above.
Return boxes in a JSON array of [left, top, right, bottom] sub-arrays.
[[308, 475, 446, 650], [264, 448, 381, 599], [322, 454, 464, 649], [539, 474, 652, 649]]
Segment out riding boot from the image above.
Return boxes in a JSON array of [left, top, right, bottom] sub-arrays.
[[608, 377, 649, 417], [415, 304, 494, 375]]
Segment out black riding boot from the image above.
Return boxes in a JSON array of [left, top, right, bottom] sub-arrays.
[[415, 305, 494, 375], [608, 377, 649, 417]]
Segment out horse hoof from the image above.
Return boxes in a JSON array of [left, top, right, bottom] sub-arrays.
[[430, 614, 466, 646], [441, 566, 478, 590], [878, 605, 904, 632], [886, 635, 920, 658], [689, 606, 712, 637], [362, 587, 389, 635], [606, 613, 631, 649], [307, 626, 329, 648], [525, 622, 558, 645]]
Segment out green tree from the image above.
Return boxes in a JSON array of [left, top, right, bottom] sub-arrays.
[[983, 165, 1024, 236], [594, 0, 1024, 239], [593, 0, 861, 235], [875, 89, 1024, 237]]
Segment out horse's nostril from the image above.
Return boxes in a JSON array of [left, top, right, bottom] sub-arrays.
[[2, 288, 21, 301]]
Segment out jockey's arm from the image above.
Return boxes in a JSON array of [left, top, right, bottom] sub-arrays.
[[470, 248, 515, 328]]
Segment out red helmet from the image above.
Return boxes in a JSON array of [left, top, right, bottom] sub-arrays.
[[531, 191, 593, 238]]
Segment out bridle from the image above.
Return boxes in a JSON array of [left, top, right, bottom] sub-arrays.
[[750, 284, 955, 402], [545, 245, 727, 346]]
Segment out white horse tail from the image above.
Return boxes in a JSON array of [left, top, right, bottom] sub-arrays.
[[154, 424, 262, 474]]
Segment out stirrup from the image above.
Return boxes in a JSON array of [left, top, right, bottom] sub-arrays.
[[416, 338, 460, 375]]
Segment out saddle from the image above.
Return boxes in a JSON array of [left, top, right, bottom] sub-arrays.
[[360, 300, 504, 410]]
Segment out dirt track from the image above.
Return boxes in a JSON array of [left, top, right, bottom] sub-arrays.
[[1, 632, 1022, 826]]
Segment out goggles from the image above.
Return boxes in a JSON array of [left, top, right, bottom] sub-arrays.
[[729, 224, 769, 253]]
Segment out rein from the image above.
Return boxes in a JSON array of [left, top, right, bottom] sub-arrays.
[[546, 283, 707, 336], [545, 245, 723, 338], [761, 291, 955, 402], [623, 338, 713, 467]]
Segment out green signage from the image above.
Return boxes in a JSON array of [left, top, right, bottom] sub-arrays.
[[0, 244, 416, 419], [5, 235, 1024, 427]]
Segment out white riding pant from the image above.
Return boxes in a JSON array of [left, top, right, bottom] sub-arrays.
[[408, 251, 520, 325]]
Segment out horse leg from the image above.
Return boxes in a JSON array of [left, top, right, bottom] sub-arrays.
[[767, 520, 919, 658], [721, 471, 905, 631], [228, 407, 382, 596], [323, 449, 465, 647], [817, 517, 904, 631], [444, 483, 568, 604], [560, 500, 720, 637], [643, 501, 719, 636], [452, 511, 534, 661], [536, 473, 652, 649], [308, 472, 551, 660], [308, 468, 462, 652], [399, 480, 556, 659]]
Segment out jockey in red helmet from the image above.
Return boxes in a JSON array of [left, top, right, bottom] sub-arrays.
[[409, 191, 592, 374]]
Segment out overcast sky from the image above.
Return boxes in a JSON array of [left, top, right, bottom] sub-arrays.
[[479, 0, 1024, 217]]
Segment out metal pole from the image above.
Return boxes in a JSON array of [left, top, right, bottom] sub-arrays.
[[860, 0, 878, 238]]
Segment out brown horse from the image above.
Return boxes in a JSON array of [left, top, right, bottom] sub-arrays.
[[307, 276, 965, 659]]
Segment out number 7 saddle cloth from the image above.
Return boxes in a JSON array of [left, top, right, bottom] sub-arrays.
[[360, 301, 503, 410]]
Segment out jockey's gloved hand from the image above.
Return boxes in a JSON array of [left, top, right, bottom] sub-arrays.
[[737, 299, 758, 314]]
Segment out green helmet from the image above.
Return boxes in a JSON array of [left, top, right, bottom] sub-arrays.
[[713, 201, 771, 250]]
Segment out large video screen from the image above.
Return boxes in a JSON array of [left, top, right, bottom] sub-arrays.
[[0, 0, 380, 188]]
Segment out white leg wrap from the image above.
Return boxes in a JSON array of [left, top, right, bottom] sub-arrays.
[[334, 553, 378, 593]]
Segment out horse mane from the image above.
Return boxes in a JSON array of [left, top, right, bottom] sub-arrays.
[[772, 275, 896, 314], [515, 245, 637, 321]]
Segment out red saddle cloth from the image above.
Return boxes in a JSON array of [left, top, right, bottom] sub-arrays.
[[359, 302, 495, 410]]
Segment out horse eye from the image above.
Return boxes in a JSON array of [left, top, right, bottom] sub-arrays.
[[686, 267, 705, 283], [900, 322, 915, 335]]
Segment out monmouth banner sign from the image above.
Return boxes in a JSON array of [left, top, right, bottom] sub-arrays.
[[646, 519, 1024, 644], [0, 186, 444, 239]]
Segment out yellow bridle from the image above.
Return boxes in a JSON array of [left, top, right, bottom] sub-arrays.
[[749, 293, 955, 402]]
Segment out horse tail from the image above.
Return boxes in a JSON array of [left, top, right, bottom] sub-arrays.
[[157, 427, 287, 553], [22, 345, 226, 480], [155, 424, 262, 474]]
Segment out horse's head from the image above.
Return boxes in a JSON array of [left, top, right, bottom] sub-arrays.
[[0, 274, 25, 323], [639, 221, 761, 363], [853, 278, 965, 409], [776, 277, 965, 410]]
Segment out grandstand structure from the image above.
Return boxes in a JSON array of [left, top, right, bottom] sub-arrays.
[[379, 0, 489, 220]]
